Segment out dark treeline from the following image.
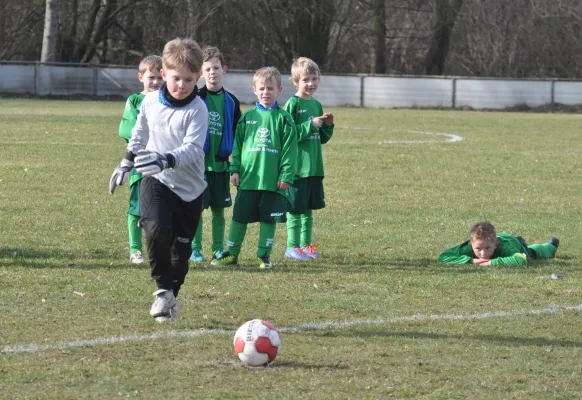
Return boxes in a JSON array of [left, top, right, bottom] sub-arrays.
[[2, 0, 582, 78]]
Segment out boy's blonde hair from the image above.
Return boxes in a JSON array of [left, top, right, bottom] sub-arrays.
[[138, 55, 162, 74], [162, 38, 203, 73], [253, 67, 282, 88], [290, 57, 321, 86], [203, 46, 225, 66], [469, 221, 497, 242]]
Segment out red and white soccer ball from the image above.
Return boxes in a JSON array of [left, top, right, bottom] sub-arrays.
[[233, 319, 281, 366]]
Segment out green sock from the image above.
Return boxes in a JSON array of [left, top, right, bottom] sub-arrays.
[[192, 215, 203, 250], [286, 212, 301, 248], [128, 214, 142, 253], [211, 208, 225, 252], [300, 211, 313, 247], [528, 242, 557, 259], [226, 220, 247, 256], [258, 222, 276, 257]]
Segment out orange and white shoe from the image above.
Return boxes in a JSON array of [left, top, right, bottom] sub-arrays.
[[301, 245, 321, 259]]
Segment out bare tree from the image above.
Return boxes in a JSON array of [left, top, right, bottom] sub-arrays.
[[423, 0, 463, 75], [373, 0, 386, 73], [41, 0, 60, 62]]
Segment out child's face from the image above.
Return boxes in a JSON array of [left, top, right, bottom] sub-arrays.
[[161, 65, 199, 100], [138, 68, 162, 93], [296, 73, 319, 99], [470, 238, 498, 260], [253, 78, 282, 108], [201, 57, 224, 90]]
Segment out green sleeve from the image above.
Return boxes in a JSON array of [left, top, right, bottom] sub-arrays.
[[229, 118, 245, 174], [283, 96, 315, 142], [278, 114, 298, 184], [489, 234, 528, 267], [119, 95, 140, 143], [437, 243, 474, 264], [490, 254, 527, 267], [320, 123, 334, 144]]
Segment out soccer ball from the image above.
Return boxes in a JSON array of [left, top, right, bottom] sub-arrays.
[[233, 319, 281, 366]]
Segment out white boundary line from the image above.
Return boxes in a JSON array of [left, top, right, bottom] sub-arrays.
[[0, 141, 111, 146], [336, 126, 464, 144], [3, 303, 581, 355]]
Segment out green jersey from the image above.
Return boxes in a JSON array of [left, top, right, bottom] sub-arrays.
[[230, 105, 297, 193], [437, 233, 528, 267], [119, 92, 145, 185], [283, 96, 333, 178], [119, 93, 145, 143], [204, 91, 227, 172]]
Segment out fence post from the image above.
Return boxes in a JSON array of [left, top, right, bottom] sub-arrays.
[[34, 63, 39, 96], [360, 75, 365, 108], [452, 77, 457, 109], [93, 67, 98, 97]]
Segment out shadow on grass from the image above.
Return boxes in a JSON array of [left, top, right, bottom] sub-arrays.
[[2, 246, 577, 273], [272, 362, 350, 370], [0, 247, 143, 270], [315, 329, 582, 348]]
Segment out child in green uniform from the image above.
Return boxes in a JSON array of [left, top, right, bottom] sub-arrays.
[[190, 47, 242, 263], [118, 55, 163, 264], [212, 67, 298, 269], [438, 221, 559, 266], [282, 57, 334, 260]]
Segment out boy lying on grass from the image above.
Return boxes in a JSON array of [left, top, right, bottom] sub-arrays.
[[438, 221, 559, 266]]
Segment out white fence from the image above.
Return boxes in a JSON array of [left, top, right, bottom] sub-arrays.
[[1, 62, 582, 109]]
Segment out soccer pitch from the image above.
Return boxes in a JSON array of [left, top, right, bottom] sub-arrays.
[[0, 99, 581, 399]]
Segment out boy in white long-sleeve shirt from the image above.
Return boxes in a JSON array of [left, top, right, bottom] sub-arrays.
[[109, 37, 209, 322]]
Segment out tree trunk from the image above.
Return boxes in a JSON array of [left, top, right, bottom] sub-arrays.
[[41, 0, 60, 62], [423, 0, 463, 75], [374, 0, 387, 74]]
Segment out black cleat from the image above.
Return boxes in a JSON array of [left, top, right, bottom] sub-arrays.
[[549, 237, 559, 250]]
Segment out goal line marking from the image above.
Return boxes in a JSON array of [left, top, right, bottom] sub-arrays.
[[3, 303, 580, 355], [335, 126, 464, 144]]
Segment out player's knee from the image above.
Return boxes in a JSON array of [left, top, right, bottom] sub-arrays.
[[174, 237, 191, 260]]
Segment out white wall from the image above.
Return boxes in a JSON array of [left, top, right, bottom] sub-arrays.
[[1, 62, 581, 110]]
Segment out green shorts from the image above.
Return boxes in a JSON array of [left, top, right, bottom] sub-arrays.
[[128, 177, 141, 216], [286, 176, 325, 214], [202, 171, 232, 210], [232, 190, 287, 224]]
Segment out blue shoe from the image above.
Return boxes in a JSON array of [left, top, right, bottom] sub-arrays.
[[212, 248, 225, 261], [284, 247, 311, 260], [190, 248, 205, 262]]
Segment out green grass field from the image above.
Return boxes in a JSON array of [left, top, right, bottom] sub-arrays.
[[0, 99, 581, 399]]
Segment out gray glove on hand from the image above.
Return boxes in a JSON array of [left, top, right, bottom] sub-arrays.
[[134, 151, 173, 176], [109, 158, 134, 194]]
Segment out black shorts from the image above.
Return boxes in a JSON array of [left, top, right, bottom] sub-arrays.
[[232, 190, 287, 224], [286, 176, 325, 214], [202, 171, 232, 210]]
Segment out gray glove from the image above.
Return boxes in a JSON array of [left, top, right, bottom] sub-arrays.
[[109, 158, 134, 194], [134, 151, 171, 176]]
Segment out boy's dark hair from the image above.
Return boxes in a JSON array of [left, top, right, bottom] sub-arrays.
[[202, 46, 225, 67], [469, 221, 497, 242]]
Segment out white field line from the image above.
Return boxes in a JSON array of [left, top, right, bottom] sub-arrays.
[[336, 126, 463, 144], [0, 141, 112, 146], [3, 303, 581, 355]]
